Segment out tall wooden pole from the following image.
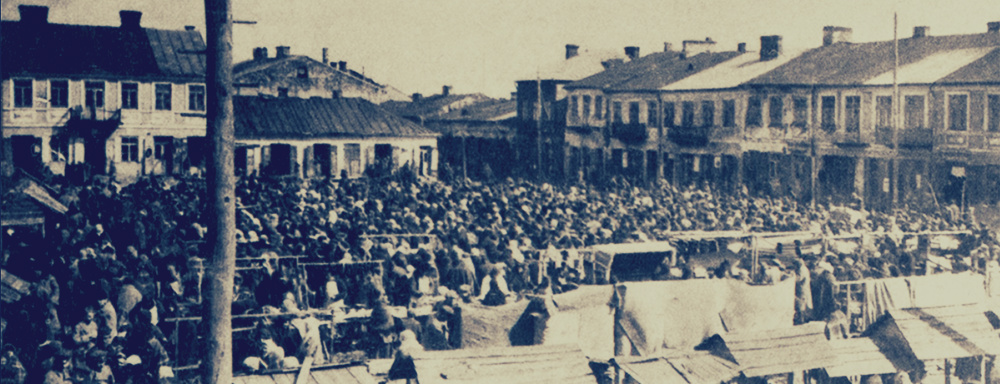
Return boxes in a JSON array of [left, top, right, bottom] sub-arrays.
[[203, 0, 236, 383]]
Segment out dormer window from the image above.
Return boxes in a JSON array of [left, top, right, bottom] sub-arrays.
[[297, 67, 308, 79]]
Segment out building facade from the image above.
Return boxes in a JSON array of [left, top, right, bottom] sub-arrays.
[[1, 5, 207, 183]]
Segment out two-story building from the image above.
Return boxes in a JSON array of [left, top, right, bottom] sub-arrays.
[[233, 46, 410, 103], [2, 5, 207, 183]]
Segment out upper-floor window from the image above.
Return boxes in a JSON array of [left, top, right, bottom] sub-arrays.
[[582, 95, 592, 120], [189, 84, 206, 111], [904, 95, 925, 130], [647, 101, 658, 127], [14, 80, 32, 108], [612, 101, 623, 124], [595, 96, 604, 119], [844, 95, 861, 133], [50, 80, 68, 108], [745, 96, 762, 127], [876, 96, 892, 129], [701, 100, 715, 127], [628, 102, 640, 124], [154, 137, 172, 160], [121, 136, 140, 162], [155, 83, 172, 110], [297, 66, 308, 79], [85, 81, 105, 109], [122, 83, 139, 109], [947, 93, 968, 131], [820, 96, 837, 131], [663, 102, 676, 128], [988, 94, 1000, 133], [681, 101, 696, 127], [569, 96, 578, 120], [768, 96, 784, 127], [792, 96, 808, 127], [722, 100, 736, 127]]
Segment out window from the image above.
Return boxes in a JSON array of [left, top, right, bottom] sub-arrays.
[[768, 96, 784, 127], [595, 96, 604, 119], [681, 101, 696, 127], [745, 96, 762, 126], [569, 96, 578, 120], [904, 95, 925, 129], [876, 96, 892, 129], [121, 137, 140, 162], [722, 100, 736, 127], [821, 96, 837, 131], [50, 80, 68, 108], [85, 81, 105, 109], [278, 87, 289, 98], [948, 93, 968, 131], [154, 137, 172, 160], [155, 83, 172, 110], [297, 66, 308, 78], [663, 102, 676, 127], [345, 143, 362, 177], [845, 96, 861, 132], [612, 101, 623, 123], [701, 100, 715, 127], [582, 95, 591, 119], [989, 95, 1000, 132], [14, 79, 32, 108], [188, 84, 205, 111], [121, 83, 139, 109], [647, 101, 658, 127], [792, 96, 808, 127], [628, 102, 640, 124]]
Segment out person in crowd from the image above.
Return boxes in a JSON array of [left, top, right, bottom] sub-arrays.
[[478, 266, 511, 306]]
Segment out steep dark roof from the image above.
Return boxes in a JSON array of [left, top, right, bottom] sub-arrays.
[[233, 55, 383, 87], [566, 51, 741, 91], [234, 96, 437, 140], [1, 19, 205, 81], [748, 32, 1000, 86]]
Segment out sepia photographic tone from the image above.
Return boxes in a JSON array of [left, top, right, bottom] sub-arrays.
[[1, 1, 999, 384]]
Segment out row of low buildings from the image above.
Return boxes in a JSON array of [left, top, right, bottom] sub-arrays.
[[516, 24, 1000, 209], [1, 5, 433, 183]]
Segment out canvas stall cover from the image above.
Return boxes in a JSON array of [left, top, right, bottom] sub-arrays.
[[617, 278, 795, 356], [862, 273, 986, 327]]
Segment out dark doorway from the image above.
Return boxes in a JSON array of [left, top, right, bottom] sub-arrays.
[[235, 146, 248, 176], [268, 144, 292, 176], [314, 144, 333, 176], [11, 135, 42, 171], [374, 144, 393, 176]]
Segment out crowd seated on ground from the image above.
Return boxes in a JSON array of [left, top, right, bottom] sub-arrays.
[[1, 169, 997, 383]]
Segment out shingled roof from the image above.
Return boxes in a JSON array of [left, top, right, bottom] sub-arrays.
[[233, 96, 438, 140], [748, 32, 1000, 86], [566, 50, 741, 91], [2, 8, 205, 81]]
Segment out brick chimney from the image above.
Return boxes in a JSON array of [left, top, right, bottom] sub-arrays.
[[913, 26, 930, 38], [120, 10, 142, 29], [442, 85, 451, 96], [253, 47, 267, 60], [989, 22, 1000, 33], [737, 42, 747, 53], [663, 42, 673, 52], [565, 44, 579, 60], [338, 61, 347, 71], [822, 26, 852, 46], [760, 35, 782, 61], [18, 5, 48, 25], [322, 48, 329, 65], [184, 25, 196, 31], [412, 93, 423, 102], [275, 46, 291, 59], [682, 38, 716, 56], [625, 46, 640, 60]]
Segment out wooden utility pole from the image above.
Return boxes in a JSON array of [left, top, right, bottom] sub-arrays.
[[203, 0, 237, 383]]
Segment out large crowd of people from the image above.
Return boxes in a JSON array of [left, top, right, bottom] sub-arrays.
[[2, 170, 997, 384]]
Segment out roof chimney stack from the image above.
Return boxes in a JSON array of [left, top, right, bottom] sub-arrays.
[[760, 35, 782, 61], [119, 10, 142, 29], [663, 42, 673, 52], [624, 46, 640, 60], [737, 42, 747, 53], [913, 26, 930, 38], [987, 22, 999, 33], [18, 5, 48, 25], [412, 93, 423, 102], [184, 25, 196, 31], [275, 46, 291, 59], [565, 44, 579, 60], [322, 48, 329, 65], [822, 26, 853, 46], [338, 61, 347, 71], [442, 85, 451, 96]]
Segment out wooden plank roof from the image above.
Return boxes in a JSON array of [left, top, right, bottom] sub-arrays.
[[721, 322, 836, 378], [617, 350, 739, 384], [826, 338, 907, 378], [883, 305, 1000, 361], [233, 96, 438, 140], [411, 344, 597, 384]]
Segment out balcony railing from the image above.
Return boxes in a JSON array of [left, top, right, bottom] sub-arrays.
[[666, 125, 710, 147], [610, 123, 649, 144], [70, 106, 121, 122]]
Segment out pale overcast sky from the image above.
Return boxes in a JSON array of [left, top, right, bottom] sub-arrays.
[[3, 0, 999, 98]]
